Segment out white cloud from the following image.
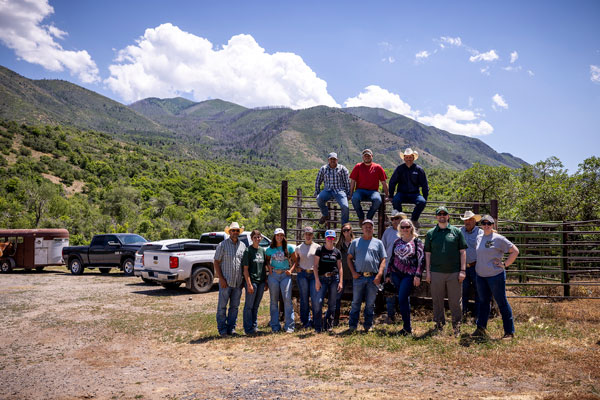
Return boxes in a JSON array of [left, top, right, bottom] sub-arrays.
[[510, 51, 518, 63], [503, 65, 522, 72], [0, 0, 99, 83], [415, 50, 430, 59], [480, 66, 490, 75], [440, 36, 462, 47], [492, 94, 508, 110], [469, 50, 499, 62], [105, 24, 338, 108], [418, 105, 493, 137], [528, 70, 535, 77], [381, 56, 395, 63], [344, 85, 419, 119], [591, 65, 600, 83]]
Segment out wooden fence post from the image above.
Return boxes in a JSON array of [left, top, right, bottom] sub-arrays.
[[378, 197, 386, 238], [490, 199, 498, 227], [296, 188, 302, 242], [281, 180, 288, 232], [561, 221, 571, 297]]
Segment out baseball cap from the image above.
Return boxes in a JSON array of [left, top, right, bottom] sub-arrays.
[[274, 228, 285, 235], [325, 230, 336, 239], [361, 219, 374, 226], [328, 152, 338, 159]]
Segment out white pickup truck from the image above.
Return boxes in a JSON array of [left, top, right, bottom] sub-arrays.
[[136, 239, 218, 293]]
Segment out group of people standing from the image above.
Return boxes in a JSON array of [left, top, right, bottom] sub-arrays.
[[213, 147, 519, 339]]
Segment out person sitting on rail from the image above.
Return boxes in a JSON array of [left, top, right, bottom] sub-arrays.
[[349, 149, 389, 225], [315, 152, 351, 225], [388, 148, 429, 228]]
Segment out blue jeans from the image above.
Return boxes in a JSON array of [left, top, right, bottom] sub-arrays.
[[243, 281, 266, 334], [391, 272, 414, 333], [392, 192, 426, 222], [317, 189, 350, 224], [216, 285, 243, 335], [476, 271, 514, 335], [462, 266, 479, 316], [348, 275, 378, 330], [296, 269, 314, 328], [268, 272, 295, 332], [312, 275, 339, 332], [351, 189, 382, 220], [386, 294, 397, 320]]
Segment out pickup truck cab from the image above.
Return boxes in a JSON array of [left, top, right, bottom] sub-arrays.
[[137, 239, 218, 293], [62, 233, 147, 275], [200, 231, 271, 248]]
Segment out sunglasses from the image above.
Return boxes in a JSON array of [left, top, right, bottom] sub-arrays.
[[342, 229, 352, 232], [391, 217, 401, 220], [481, 221, 493, 226], [437, 212, 448, 216], [400, 225, 411, 230], [229, 229, 240, 233]]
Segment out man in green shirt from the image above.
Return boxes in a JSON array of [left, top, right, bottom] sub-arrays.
[[424, 206, 467, 336]]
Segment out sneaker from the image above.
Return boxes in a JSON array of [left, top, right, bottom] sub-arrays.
[[319, 215, 328, 224], [471, 327, 487, 338], [219, 332, 229, 338], [228, 330, 238, 337], [363, 326, 371, 333], [333, 319, 339, 327], [285, 329, 294, 334], [384, 316, 395, 325], [432, 322, 444, 334], [398, 328, 412, 337], [502, 333, 514, 340]]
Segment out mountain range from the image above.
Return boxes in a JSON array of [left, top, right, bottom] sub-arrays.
[[0, 65, 526, 170]]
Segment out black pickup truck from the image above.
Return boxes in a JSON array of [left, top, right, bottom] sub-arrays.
[[62, 234, 148, 275]]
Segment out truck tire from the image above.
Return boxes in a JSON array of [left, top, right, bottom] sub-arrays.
[[69, 258, 84, 275], [160, 282, 182, 290], [36, 266, 44, 272], [122, 258, 134, 276], [99, 268, 111, 274], [190, 267, 214, 294], [1, 259, 13, 273], [142, 278, 156, 285]]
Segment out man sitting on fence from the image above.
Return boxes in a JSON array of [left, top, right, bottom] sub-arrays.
[[350, 149, 389, 225], [388, 148, 429, 228], [315, 152, 350, 224]]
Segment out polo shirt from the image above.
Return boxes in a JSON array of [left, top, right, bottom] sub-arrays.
[[349, 162, 387, 191], [424, 224, 467, 273]]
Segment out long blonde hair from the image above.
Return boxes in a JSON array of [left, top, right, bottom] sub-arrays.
[[336, 223, 354, 249], [397, 219, 419, 239]]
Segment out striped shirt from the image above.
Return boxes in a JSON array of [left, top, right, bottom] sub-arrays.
[[214, 238, 246, 287], [314, 163, 350, 196]]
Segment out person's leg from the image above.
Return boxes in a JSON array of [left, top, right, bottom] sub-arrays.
[[226, 286, 243, 334], [395, 273, 414, 333], [366, 191, 382, 220], [243, 283, 257, 334], [446, 272, 462, 329], [411, 194, 427, 222], [430, 272, 446, 326], [333, 190, 350, 225], [488, 271, 515, 335], [297, 270, 311, 328], [251, 282, 265, 333], [280, 274, 295, 332], [324, 276, 338, 331], [334, 279, 345, 326], [351, 190, 365, 221], [386, 295, 397, 322], [363, 277, 378, 330], [392, 192, 404, 213], [216, 286, 232, 335], [462, 267, 477, 316], [268, 274, 282, 332], [475, 274, 492, 330], [311, 276, 325, 332], [348, 277, 366, 329], [316, 189, 334, 218]]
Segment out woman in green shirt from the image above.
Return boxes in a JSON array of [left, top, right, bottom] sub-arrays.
[[242, 229, 267, 335]]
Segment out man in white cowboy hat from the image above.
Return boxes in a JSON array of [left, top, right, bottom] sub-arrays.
[[315, 152, 350, 224], [388, 148, 429, 227], [381, 209, 408, 324], [460, 210, 482, 320], [214, 222, 247, 337]]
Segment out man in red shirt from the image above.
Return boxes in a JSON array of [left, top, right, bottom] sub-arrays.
[[349, 149, 389, 223]]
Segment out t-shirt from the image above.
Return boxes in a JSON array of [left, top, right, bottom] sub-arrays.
[[475, 233, 514, 278], [296, 242, 320, 270], [242, 246, 267, 284], [265, 244, 296, 270], [349, 162, 387, 191], [424, 224, 468, 273], [381, 226, 400, 271], [348, 237, 387, 273], [461, 226, 482, 264], [315, 246, 341, 275]]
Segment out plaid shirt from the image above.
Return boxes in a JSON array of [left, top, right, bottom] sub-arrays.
[[314, 163, 350, 196], [214, 238, 246, 287]]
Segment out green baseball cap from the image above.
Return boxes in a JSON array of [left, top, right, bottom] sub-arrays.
[[435, 206, 449, 215]]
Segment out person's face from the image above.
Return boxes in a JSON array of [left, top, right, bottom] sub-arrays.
[[436, 211, 449, 224], [362, 153, 373, 164], [362, 223, 374, 236], [464, 217, 476, 231], [275, 233, 285, 244], [481, 220, 494, 232], [229, 229, 240, 240], [391, 215, 402, 228], [399, 221, 412, 235], [304, 232, 313, 242], [251, 234, 261, 244], [325, 236, 336, 244], [404, 154, 415, 166], [342, 227, 352, 238], [328, 158, 338, 168]]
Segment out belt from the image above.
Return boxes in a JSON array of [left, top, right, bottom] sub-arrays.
[[467, 262, 476, 268], [321, 272, 337, 278], [272, 269, 286, 274], [302, 269, 314, 274], [359, 272, 375, 277]]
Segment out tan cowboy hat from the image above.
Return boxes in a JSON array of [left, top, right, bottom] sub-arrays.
[[460, 210, 482, 222], [225, 222, 245, 234], [400, 148, 419, 161]]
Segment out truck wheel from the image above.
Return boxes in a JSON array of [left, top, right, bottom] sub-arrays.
[[99, 268, 111, 274], [69, 258, 84, 275], [160, 282, 182, 290], [190, 267, 214, 294], [122, 258, 134, 276], [142, 278, 156, 285], [1, 259, 13, 273]]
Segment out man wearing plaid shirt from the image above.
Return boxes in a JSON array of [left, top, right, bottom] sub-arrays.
[[315, 152, 350, 224]]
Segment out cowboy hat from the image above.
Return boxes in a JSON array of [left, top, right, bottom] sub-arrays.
[[460, 210, 482, 222], [225, 222, 244, 234], [400, 148, 419, 161]]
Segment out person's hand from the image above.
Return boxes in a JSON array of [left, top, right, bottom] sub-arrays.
[[385, 277, 391, 283], [493, 261, 506, 268], [374, 275, 382, 286], [458, 270, 466, 283], [247, 283, 254, 294], [264, 284, 269, 292], [315, 280, 321, 292], [285, 269, 292, 276], [413, 276, 421, 287], [337, 282, 343, 293], [352, 271, 360, 280], [424, 271, 431, 284], [219, 277, 228, 289]]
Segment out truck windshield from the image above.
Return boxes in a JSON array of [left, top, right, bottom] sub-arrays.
[[116, 234, 147, 245]]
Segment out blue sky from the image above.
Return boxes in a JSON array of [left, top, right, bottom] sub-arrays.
[[1, 0, 599, 172]]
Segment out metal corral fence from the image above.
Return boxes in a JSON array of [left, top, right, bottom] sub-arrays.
[[280, 180, 600, 300]]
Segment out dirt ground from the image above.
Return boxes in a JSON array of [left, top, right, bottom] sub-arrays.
[[1, 267, 599, 400]]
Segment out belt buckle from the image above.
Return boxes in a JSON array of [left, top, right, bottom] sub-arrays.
[[324, 272, 333, 277], [305, 269, 313, 274], [363, 272, 373, 277]]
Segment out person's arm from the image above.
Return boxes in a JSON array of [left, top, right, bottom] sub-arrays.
[[374, 256, 386, 286], [313, 255, 321, 291], [347, 253, 359, 279], [502, 245, 519, 267], [349, 178, 356, 197], [381, 180, 390, 199], [421, 168, 429, 200], [214, 259, 228, 289], [314, 167, 324, 196], [388, 168, 398, 199], [287, 251, 297, 275], [265, 255, 272, 275], [414, 240, 424, 287], [342, 167, 350, 196], [458, 249, 466, 283], [337, 259, 343, 292], [425, 252, 431, 283], [243, 265, 254, 294]]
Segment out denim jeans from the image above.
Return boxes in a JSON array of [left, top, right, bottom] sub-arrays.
[[386, 294, 398, 320], [348, 275, 378, 330], [391, 192, 427, 222], [216, 285, 243, 335], [334, 279, 346, 323], [351, 189, 382, 220], [268, 272, 295, 332], [296, 269, 315, 328], [476, 271, 514, 335], [391, 272, 414, 333], [317, 189, 350, 224], [462, 266, 479, 316], [311, 275, 339, 332], [243, 281, 266, 334]]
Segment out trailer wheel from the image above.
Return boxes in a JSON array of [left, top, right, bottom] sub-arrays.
[[1, 259, 13, 273], [69, 258, 84, 275], [190, 267, 214, 294], [99, 268, 111, 274], [122, 258, 134, 276], [160, 282, 182, 290]]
